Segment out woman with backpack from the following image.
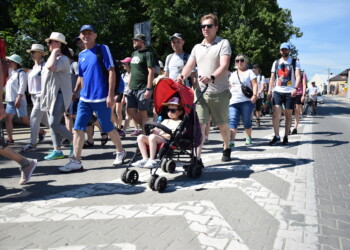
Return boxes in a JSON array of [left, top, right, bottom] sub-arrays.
[[21, 44, 50, 152], [40, 32, 73, 160], [4, 54, 29, 145]]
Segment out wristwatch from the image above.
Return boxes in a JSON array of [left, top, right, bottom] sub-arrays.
[[210, 75, 216, 83], [146, 88, 152, 91]]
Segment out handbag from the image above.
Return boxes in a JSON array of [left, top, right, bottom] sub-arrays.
[[237, 72, 253, 98]]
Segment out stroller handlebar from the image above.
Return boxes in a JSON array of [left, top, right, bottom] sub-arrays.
[[144, 122, 173, 136], [194, 84, 208, 105]]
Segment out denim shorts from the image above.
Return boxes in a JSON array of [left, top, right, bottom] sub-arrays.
[[126, 89, 152, 111], [229, 101, 254, 129], [5, 100, 28, 117], [74, 101, 114, 133]]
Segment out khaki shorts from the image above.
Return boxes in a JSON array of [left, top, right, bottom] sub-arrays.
[[195, 88, 231, 125]]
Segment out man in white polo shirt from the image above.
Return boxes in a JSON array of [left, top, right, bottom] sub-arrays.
[[178, 13, 232, 162]]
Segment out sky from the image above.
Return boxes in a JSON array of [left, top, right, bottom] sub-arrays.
[[277, 0, 350, 80]]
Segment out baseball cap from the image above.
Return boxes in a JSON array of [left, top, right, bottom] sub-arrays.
[[121, 57, 132, 63], [80, 24, 95, 33], [169, 33, 184, 41], [132, 34, 147, 43], [280, 42, 291, 50]]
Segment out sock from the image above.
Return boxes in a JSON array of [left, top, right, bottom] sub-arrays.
[[19, 158, 31, 171]]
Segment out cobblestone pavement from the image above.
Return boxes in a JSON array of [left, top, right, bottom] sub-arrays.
[[0, 96, 349, 249]]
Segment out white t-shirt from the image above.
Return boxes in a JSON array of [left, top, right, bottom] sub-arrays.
[[5, 69, 28, 102], [307, 86, 318, 100], [164, 53, 196, 87], [256, 74, 265, 98], [229, 69, 256, 105], [271, 57, 301, 93], [122, 72, 130, 95], [159, 119, 182, 137], [28, 63, 45, 95]]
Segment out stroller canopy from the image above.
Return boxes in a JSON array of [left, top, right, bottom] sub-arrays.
[[154, 78, 194, 115]]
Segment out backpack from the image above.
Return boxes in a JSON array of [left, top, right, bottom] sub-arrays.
[[96, 44, 120, 95], [165, 53, 192, 87]]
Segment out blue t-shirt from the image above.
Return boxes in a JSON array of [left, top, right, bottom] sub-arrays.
[[78, 44, 114, 102]]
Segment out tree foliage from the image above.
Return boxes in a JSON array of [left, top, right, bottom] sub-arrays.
[[1, 0, 302, 75]]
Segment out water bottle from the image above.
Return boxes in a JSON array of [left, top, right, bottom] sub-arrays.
[[157, 116, 162, 123]]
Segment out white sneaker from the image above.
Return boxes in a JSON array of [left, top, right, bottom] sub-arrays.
[[144, 159, 158, 169], [19, 159, 37, 185], [132, 159, 148, 168], [59, 159, 83, 173], [113, 150, 126, 166], [21, 143, 37, 152]]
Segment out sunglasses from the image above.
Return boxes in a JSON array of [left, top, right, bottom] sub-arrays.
[[167, 108, 181, 113], [30, 51, 36, 54], [235, 59, 245, 63], [201, 24, 213, 29], [47, 40, 59, 45]]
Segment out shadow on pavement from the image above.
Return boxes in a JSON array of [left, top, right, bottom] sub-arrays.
[[0, 179, 146, 203]]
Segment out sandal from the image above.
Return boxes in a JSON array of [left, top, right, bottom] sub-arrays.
[[83, 140, 94, 148], [101, 133, 108, 146]]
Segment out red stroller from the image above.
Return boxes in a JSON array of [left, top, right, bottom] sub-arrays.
[[120, 78, 207, 192]]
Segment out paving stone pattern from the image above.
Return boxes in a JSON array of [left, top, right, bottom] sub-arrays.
[[0, 96, 349, 249]]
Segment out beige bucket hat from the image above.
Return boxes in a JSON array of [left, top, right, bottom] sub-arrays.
[[45, 32, 67, 44], [26, 44, 48, 55]]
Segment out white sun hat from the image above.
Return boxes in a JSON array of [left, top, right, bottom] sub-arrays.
[[45, 32, 67, 44]]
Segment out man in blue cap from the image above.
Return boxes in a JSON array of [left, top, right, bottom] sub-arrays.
[[59, 24, 126, 172], [267, 42, 301, 146]]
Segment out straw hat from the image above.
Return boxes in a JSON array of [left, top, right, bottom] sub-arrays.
[[162, 97, 183, 107], [26, 44, 48, 55], [45, 32, 67, 44], [6, 54, 22, 66]]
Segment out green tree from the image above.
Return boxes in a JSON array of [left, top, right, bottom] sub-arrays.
[[2, 0, 302, 75]]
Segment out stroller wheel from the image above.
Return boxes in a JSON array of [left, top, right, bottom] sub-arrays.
[[148, 174, 159, 191], [126, 170, 139, 185], [191, 164, 202, 179], [166, 160, 176, 174], [160, 158, 167, 173], [121, 170, 129, 183], [154, 176, 167, 192], [185, 165, 193, 178]]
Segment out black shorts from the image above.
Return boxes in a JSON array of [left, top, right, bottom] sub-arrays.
[[115, 93, 123, 103], [272, 91, 295, 110], [255, 98, 263, 111], [295, 95, 303, 105], [0, 120, 7, 149], [308, 99, 317, 107]]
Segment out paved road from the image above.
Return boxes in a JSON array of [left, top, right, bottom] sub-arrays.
[[0, 96, 349, 249]]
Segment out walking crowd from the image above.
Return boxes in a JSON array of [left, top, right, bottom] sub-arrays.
[[0, 13, 319, 185]]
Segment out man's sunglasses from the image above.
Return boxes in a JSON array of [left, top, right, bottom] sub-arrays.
[[200, 24, 213, 29], [235, 59, 245, 63], [167, 108, 181, 113]]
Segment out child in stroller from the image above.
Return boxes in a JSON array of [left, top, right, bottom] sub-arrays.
[[132, 97, 184, 169]]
